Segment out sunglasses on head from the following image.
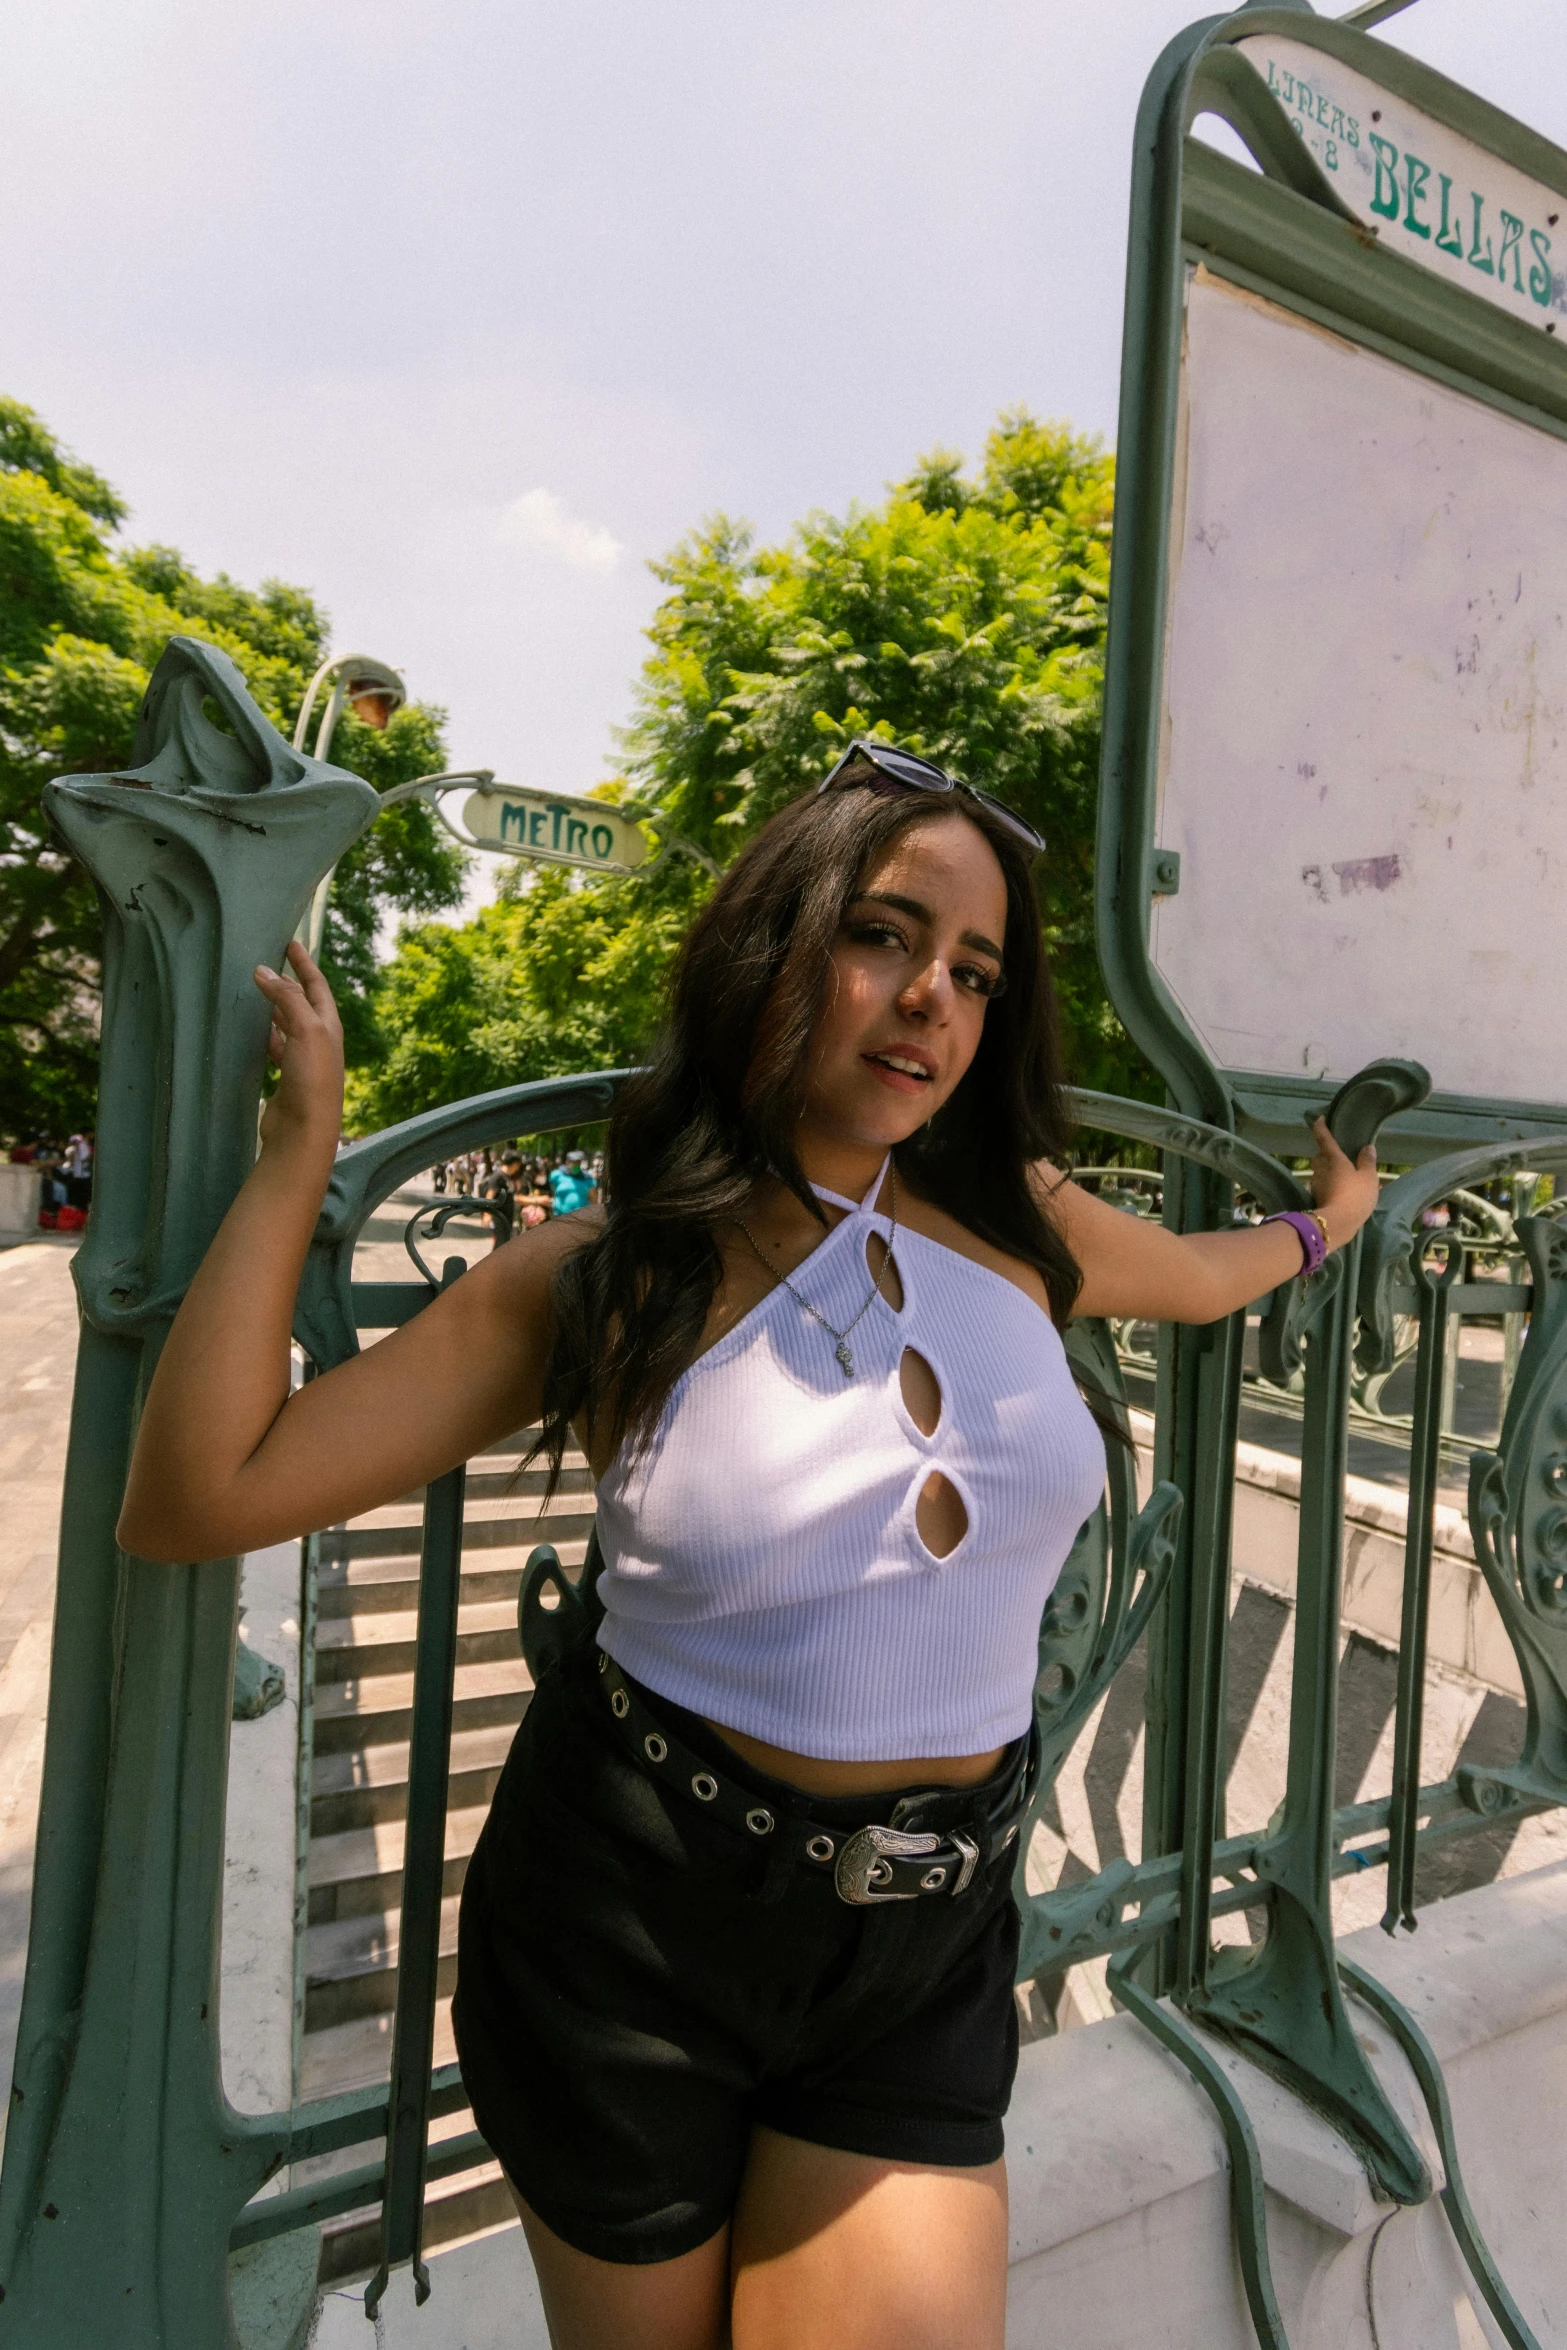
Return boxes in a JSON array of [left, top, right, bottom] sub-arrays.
[[817, 739, 1046, 859]]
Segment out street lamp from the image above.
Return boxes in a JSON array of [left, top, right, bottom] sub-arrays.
[[292, 653, 722, 901], [293, 654, 407, 957], [289, 647, 725, 956]]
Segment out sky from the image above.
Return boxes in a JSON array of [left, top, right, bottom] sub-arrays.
[[4, 0, 1564, 910]]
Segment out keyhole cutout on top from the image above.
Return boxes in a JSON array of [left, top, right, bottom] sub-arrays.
[[916, 1471, 969, 1558], [898, 1344, 968, 1557], [899, 1344, 941, 1436], [865, 1230, 904, 1311]]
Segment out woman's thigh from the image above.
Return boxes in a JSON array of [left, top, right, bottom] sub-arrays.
[[507, 2131, 1007, 2350], [730, 2125, 1008, 2350], [508, 2180, 733, 2350]]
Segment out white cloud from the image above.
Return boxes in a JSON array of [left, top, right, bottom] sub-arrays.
[[499, 487, 622, 574]]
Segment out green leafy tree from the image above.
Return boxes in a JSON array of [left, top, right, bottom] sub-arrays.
[[0, 397, 464, 1138], [359, 407, 1149, 1128], [626, 406, 1128, 1089], [346, 856, 706, 1132]]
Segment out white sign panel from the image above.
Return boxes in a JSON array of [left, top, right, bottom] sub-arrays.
[[463, 786, 650, 873], [1234, 34, 1567, 333], [1151, 268, 1567, 1109]]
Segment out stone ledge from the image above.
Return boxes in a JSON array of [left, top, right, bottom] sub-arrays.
[[1004, 1859, 1566, 2346], [0, 1165, 41, 1238], [1129, 1405, 1475, 1562]]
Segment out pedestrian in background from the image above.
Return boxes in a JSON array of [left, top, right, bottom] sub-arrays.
[[547, 1150, 598, 1216], [65, 1132, 93, 1207]]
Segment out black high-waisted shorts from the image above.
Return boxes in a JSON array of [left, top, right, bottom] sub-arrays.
[[452, 1637, 1025, 2264]]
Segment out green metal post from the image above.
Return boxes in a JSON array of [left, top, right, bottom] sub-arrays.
[[1173, 1300, 1245, 1998], [1382, 1238, 1460, 1932], [366, 1263, 469, 2318], [292, 1515, 322, 2111], [0, 640, 376, 2344], [1182, 1076, 1432, 2203], [1141, 1157, 1247, 1997]]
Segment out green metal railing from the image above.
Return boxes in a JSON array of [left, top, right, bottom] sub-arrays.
[[2, 638, 1564, 2344], [1093, 1165, 1552, 1458]]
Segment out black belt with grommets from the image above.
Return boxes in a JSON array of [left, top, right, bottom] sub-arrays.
[[595, 1650, 1034, 1906]]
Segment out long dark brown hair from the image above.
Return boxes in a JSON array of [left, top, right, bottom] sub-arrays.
[[535, 780, 1088, 1487]]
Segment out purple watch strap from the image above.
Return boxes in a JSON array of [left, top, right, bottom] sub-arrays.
[[1265, 1209, 1328, 1276]]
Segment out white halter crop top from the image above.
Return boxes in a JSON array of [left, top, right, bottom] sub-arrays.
[[593, 1160, 1107, 1760]]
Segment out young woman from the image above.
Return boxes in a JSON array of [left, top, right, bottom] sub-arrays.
[[119, 742, 1376, 2350]]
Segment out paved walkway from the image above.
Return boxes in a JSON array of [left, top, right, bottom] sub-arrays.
[[0, 1236, 82, 2108], [0, 1237, 79, 1669]]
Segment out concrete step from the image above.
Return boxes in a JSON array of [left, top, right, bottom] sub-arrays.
[[454, 1463, 593, 1503], [341, 1454, 587, 1494], [300, 1991, 459, 2102], [305, 1893, 462, 2031], [296, 2033, 511, 2287], [320, 1510, 597, 1565], [313, 1658, 532, 1758], [295, 1427, 596, 2114], [310, 1721, 515, 1837], [355, 1463, 592, 1511], [338, 1474, 585, 1521], [325, 1517, 587, 1582], [308, 1803, 491, 1926], [320, 2161, 511, 2287], [314, 1602, 529, 1687], [316, 1542, 588, 1621]]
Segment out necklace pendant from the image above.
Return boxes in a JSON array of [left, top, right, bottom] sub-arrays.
[[835, 1339, 855, 1377]]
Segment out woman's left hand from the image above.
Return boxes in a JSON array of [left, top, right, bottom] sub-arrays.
[[1308, 1116, 1379, 1248], [255, 941, 344, 1163]]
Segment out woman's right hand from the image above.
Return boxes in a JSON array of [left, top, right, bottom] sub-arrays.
[[254, 940, 344, 1158], [121, 932, 591, 1564]]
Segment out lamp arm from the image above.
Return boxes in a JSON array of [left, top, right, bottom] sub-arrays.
[[428, 798, 489, 852], [313, 675, 350, 768], [291, 655, 342, 753], [372, 769, 495, 813], [1336, 0, 1424, 26], [637, 831, 723, 883]]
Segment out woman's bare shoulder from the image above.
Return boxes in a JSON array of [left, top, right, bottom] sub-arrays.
[[895, 1184, 1051, 1317]]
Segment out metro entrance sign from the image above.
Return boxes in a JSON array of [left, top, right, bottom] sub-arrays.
[[461, 781, 651, 874], [1098, 5, 1567, 1158], [1242, 33, 1565, 332]]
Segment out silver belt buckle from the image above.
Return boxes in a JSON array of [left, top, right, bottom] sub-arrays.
[[834, 1823, 942, 1905]]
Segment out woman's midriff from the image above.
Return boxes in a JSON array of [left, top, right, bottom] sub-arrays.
[[703, 1717, 1007, 1799]]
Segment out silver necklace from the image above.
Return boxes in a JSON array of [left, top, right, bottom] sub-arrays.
[[734, 1164, 898, 1378]]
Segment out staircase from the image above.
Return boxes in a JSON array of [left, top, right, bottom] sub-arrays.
[[299, 1431, 594, 2281]]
